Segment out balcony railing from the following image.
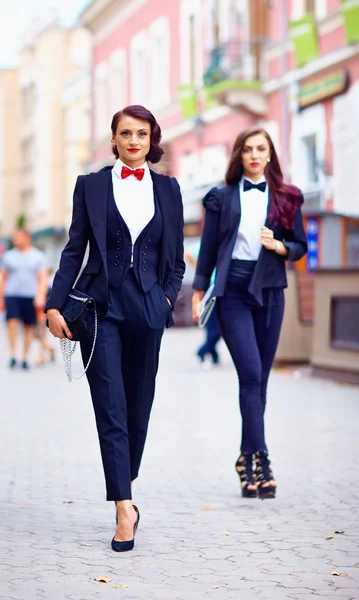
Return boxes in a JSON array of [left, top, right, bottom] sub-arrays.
[[203, 39, 266, 90]]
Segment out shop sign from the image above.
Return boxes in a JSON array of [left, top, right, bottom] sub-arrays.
[[341, 0, 359, 45], [290, 14, 319, 68], [306, 217, 319, 272], [178, 84, 198, 119], [298, 70, 349, 109]]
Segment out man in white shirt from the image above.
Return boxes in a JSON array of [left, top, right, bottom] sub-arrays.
[[0, 229, 48, 369]]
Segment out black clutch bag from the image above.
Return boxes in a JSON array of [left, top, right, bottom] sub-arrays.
[[60, 290, 97, 342], [47, 289, 97, 383]]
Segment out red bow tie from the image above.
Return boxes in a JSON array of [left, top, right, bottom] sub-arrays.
[[121, 165, 145, 181]]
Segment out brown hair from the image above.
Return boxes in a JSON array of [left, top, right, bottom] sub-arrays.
[[225, 127, 302, 229], [111, 105, 164, 164]]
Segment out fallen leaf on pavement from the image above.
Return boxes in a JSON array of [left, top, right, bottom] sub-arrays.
[[224, 532, 230, 536], [325, 536, 334, 540], [113, 585, 128, 589], [63, 499, 73, 504], [213, 586, 220, 589], [259, 540, 265, 544], [95, 576, 111, 583], [335, 530, 344, 534], [331, 571, 348, 577], [201, 508, 215, 511], [129, 571, 136, 575], [80, 543, 92, 547]]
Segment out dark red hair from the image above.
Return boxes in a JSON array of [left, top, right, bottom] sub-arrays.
[[111, 105, 164, 164], [225, 127, 302, 229]]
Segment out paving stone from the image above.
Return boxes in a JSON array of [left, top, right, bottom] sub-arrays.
[[0, 325, 358, 599]]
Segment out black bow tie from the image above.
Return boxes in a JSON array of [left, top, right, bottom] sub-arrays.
[[243, 179, 266, 193]]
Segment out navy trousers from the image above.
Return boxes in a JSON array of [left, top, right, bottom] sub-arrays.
[[81, 271, 169, 501], [197, 307, 221, 363], [217, 277, 284, 455]]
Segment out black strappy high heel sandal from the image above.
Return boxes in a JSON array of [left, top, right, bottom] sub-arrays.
[[235, 453, 257, 498], [254, 452, 276, 499], [111, 505, 140, 552]]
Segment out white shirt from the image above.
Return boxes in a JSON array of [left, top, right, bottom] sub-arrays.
[[111, 159, 155, 257], [231, 176, 268, 261]]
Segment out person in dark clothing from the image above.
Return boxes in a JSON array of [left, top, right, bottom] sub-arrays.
[[185, 243, 221, 367], [46, 105, 185, 551], [192, 127, 307, 500]]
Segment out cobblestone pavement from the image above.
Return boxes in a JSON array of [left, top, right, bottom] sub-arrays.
[[0, 323, 358, 600]]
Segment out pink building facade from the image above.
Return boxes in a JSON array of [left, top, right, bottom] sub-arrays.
[[80, 0, 270, 233], [80, 0, 359, 266], [264, 0, 359, 269]]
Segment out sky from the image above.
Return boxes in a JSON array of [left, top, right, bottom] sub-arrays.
[[0, 0, 90, 67]]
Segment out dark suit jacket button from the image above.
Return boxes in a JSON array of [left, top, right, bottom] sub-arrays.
[[142, 259, 146, 264], [144, 245, 148, 249], [117, 247, 121, 251], [116, 254, 120, 258], [147, 238, 151, 242], [115, 261, 119, 266], [142, 267, 146, 271], [116, 232, 120, 236], [142, 252, 146, 256]]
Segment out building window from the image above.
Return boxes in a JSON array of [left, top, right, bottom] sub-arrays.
[[331, 296, 359, 351], [200, 144, 227, 186], [179, 151, 200, 190], [94, 62, 108, 141], [149, 17, 170, 110], [130, 31, 148, 105], [109, 49, 127, 117], [292, 0, 327, 20], [347, 220, 359, 267], [290, 103, 326, 192], [303, 134, 319, 184], [180, 0, 202, 87]]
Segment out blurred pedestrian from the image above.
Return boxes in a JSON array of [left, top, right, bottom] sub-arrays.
[[192, 127, 307, 499], [0, 229, 48, 370], [36, 268, 55, 366], [46, 105, 185, 551], [185, 242, 221, 368]]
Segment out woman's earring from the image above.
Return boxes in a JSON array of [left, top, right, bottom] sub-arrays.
[[267, 158, 271, 163]]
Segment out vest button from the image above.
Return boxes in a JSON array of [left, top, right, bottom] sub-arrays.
[[116, 231, 120, 236], [142, 252, 146, 256], [116, 254, 120, 258], [144, 245, 148, 249], [117, 247, 121, 251], [147, 238, 151, 242], [114, 261, 120, 266], [142, 259, 146, 264], [142, 267, 146, 271]]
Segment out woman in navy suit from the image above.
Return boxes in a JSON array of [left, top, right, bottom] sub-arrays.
[[192, 127, 307, 499], [47, 106, 185, 550]]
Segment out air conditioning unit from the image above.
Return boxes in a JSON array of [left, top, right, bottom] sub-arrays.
[[302, 188, 324, 214]]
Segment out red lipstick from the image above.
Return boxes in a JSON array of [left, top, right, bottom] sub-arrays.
[[250, 162, 260, 167], [128, 149, 140, 153]]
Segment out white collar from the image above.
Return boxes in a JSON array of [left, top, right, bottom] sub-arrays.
[[113, 158, 150, 180]]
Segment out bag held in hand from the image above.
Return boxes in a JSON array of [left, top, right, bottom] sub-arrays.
[[198, 284, 217, 329], [47, 289, 97, 383]]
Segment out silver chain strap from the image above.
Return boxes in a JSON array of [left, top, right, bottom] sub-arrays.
[[59, 310, 98, 383]]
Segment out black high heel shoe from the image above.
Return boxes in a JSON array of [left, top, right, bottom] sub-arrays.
[[111, 505, 140, 552], [235, 453, 257, 498], [254, 452, 276, 499]]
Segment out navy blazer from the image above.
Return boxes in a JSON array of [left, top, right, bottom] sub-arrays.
[[193, 185, 308, 304], [47, 167, 185, 319]]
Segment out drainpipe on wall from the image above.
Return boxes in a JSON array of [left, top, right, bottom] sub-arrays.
[[279, 0, 290, 180]]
